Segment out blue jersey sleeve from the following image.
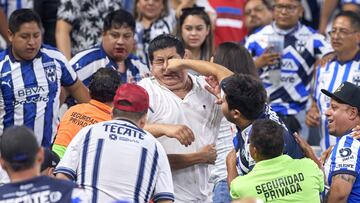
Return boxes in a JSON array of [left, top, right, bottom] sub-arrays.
[[283, 130, 305, 159], [329, 135, 360, 178]]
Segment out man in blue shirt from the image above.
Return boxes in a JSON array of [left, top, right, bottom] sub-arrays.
[[0, 9, 89, 147], [245, 0, 332, 139], [0, 126, 88, 202], [308, 11, 360, 151], [322, 82, 360, 203], [70, 9, 150, 86]]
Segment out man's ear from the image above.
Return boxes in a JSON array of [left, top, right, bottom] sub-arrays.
[[232, 109, 239, 119], [36, 147, 44, 166], [349, 107, 359, 120], [232, 109, 244, 121], [139, 113, 148, 128], [356, 32, 360, 44], [249, 144, 258, 161], [8, 29, 13, 43], [0, 158, 6, 170]]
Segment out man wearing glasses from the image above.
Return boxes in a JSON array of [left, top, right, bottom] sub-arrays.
[[244, 0, 273, 35], [307, 11, 360, 151], [245, 0, 332, 141], [138, 34, 221, 203]]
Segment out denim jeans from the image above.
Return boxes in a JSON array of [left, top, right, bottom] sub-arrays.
[[213, 179, 231, 203]]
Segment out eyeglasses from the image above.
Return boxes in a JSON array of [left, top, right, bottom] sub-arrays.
[[244, 5, 267, 16], [328, 29, 359, 38], [273, 4, 299, 12]]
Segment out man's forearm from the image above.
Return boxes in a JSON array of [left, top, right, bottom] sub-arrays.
[[56, 20, 72, 60], [227, 162, 238, 187], [319, 0, 338, 34], [0, 8, 9, 44], [66, 80, 90, 103], [167, 152, 206, 170], [144, 123, 167, 137], [181, 60, 233, 81]]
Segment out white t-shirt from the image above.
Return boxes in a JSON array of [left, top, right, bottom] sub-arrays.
[[55, 119, 174, 203], [139, 74, 223, 202]]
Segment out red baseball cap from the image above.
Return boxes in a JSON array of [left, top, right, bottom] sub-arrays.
[[113, 83, 149, 112]]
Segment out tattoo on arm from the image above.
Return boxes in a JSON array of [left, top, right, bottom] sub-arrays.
[[333, 174, 356, 184]]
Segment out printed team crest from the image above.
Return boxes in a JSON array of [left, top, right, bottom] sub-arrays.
[[335, 83, 344, 93], [295, 40, 306, 54], [44, 62, 57, 82], [352, 76, 360, 86]]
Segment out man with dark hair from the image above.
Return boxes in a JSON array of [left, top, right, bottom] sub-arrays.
[[218, 73, 303, 181], [55, 83, 174, 203], [244, 0, 273, 35], [245, 0, 333, 139], [0, 9, 90, 148], [319, 0, 360, 35], [138, 34, 221, 202], [0, 126, 88, 202], [53, 68, 121, 158], [70, 9, 149, 87], [230, 119, 324, 202], [322, 82, 360, 202], [308, 10, 360, 151], [55, 0, 122, 59]]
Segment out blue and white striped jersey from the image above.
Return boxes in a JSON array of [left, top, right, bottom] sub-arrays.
[[0, 45, 77, 147], [0, 0, 33, 17], [245, 22, 332, 115], [313, 52, 360, 150], [341, 0, 360, 5], [324, 132, 360, 203], [55, 119, 174, 203], [233, 105, 304, 175], [70, 45, 150, 86]]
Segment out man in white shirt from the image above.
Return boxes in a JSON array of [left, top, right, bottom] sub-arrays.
[[138, 34, 222, 203]]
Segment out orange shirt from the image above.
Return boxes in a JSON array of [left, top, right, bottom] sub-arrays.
[[54, 99, 112, 147]]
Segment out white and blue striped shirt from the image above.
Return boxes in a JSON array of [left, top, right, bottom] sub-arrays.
[[0, 0, 33, 18], [324, 132, 360, 203], [71, 45, 150, 86], [313, 52, 360, 150], [55, 119, 174, 203], [0, 45, 77, 147], [245, 22, 332, 115]]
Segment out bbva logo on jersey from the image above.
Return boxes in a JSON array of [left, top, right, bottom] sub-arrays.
[[281, 59, 298, 71], [43, 61, 57, 83]]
